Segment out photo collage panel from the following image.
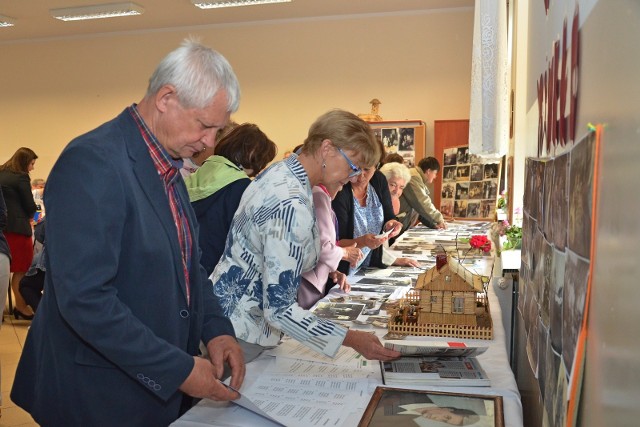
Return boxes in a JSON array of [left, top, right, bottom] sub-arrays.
[[518, 130, 597, 427], [373, 127, 416, 167], [440, 146, 500, 219]]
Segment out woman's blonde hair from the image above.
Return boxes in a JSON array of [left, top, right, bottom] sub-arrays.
[[301, 109, 379, 168]]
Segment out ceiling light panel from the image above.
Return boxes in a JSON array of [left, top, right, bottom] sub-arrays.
[[0, 14, 15, 27], [50, 2, 144, 22], [192, 0, 291, 10]]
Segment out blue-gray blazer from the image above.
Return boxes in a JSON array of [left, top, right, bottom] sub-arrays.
[[11, 108, 235, 426]]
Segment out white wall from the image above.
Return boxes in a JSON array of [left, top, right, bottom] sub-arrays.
[[512, 0, 640, 425], [0, 9, 474, 179]]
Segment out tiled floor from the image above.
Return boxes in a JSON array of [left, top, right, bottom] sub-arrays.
[[0, 310, 38, 427]]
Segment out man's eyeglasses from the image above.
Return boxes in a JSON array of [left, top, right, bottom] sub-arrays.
[[336, 147, 362, 178]]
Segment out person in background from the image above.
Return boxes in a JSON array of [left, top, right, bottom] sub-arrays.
[[382, 152, 405, 166], [18, 219, 46, 313], [212, 109, 401, 363], [332, 138, 403, 276], [297, 179, 363, 309], [0, 147, 38, 320], [379, 162, 421, 268], [282, 143, 303, 159], [31, 178, 46, 221], [398, 156, 447, 233], [11, 39, 245, 426], [0, 187, 10, 418], [180, 121, 238, 178], [186, 123, 277, 276]]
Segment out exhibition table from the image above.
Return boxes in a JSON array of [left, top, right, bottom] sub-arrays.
[[172, 224, 523, 427]]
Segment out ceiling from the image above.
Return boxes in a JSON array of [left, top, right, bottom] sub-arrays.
[[0, 0, 474, 44]]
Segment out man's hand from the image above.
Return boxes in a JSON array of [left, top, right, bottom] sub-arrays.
[[179, 356, 239, 401], [437, 221, 448, 230], [342, 330, 401, 361], [206, 335, 246, 392]]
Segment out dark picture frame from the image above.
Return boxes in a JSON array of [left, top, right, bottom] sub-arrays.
[[358, 386, 504, 427]]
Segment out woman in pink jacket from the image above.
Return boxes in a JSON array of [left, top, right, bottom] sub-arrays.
[[297, 182, 363, 309]]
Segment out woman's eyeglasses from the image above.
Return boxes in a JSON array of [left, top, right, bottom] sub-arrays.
[[336, 147, 362, 178]]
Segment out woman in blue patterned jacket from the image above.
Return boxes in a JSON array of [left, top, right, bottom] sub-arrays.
[[211, 109, 401, 363]]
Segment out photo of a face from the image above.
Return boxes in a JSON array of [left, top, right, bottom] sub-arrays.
[[361, 387, 501, 427]]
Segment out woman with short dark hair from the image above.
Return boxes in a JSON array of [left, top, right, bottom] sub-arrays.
[[185, 123, 277, 275]]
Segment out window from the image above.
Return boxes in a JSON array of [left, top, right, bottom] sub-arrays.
[[452, 296, 465, 313]]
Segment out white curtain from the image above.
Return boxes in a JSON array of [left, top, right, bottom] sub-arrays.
[[469, 0, 510, 161]]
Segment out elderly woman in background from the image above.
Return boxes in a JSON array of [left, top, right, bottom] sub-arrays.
[[297, 179, 363, 309], [332, 139, 403, 276], [379, 162, 421, 268], [186, 123, 277, 276], [212, 109, 401, 363], [0, 147, 38, 320]]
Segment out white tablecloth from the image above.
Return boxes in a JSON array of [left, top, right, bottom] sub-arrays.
[[172, 225, 523, 427]]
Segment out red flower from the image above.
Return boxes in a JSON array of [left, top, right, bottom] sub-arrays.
[[469, 235, 491, 252]]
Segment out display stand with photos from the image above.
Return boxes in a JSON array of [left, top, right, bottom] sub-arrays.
[[440, 145, 501, 220], [367, 121, 426, 167]]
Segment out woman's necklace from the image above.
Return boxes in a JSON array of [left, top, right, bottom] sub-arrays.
[[353, 185, 369, 205]]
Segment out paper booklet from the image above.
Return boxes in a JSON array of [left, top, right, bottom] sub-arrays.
[[380, 341, 490, 387], [383, 340, 488, 358], [380, 355, 490, 387]]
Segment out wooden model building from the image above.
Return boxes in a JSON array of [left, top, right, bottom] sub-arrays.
[[388, 255, 493, 339], [357, 98, 383, 122]]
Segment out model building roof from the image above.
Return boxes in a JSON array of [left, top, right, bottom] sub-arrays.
[[416, 255, 485, 292]]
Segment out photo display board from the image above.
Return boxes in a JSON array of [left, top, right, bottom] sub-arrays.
[[440, 145, 501, 220], [518, 129, 600, 427], [368, 121, 426, 168]]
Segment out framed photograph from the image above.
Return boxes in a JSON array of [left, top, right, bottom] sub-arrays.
[[358, 386, 504, 427]]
